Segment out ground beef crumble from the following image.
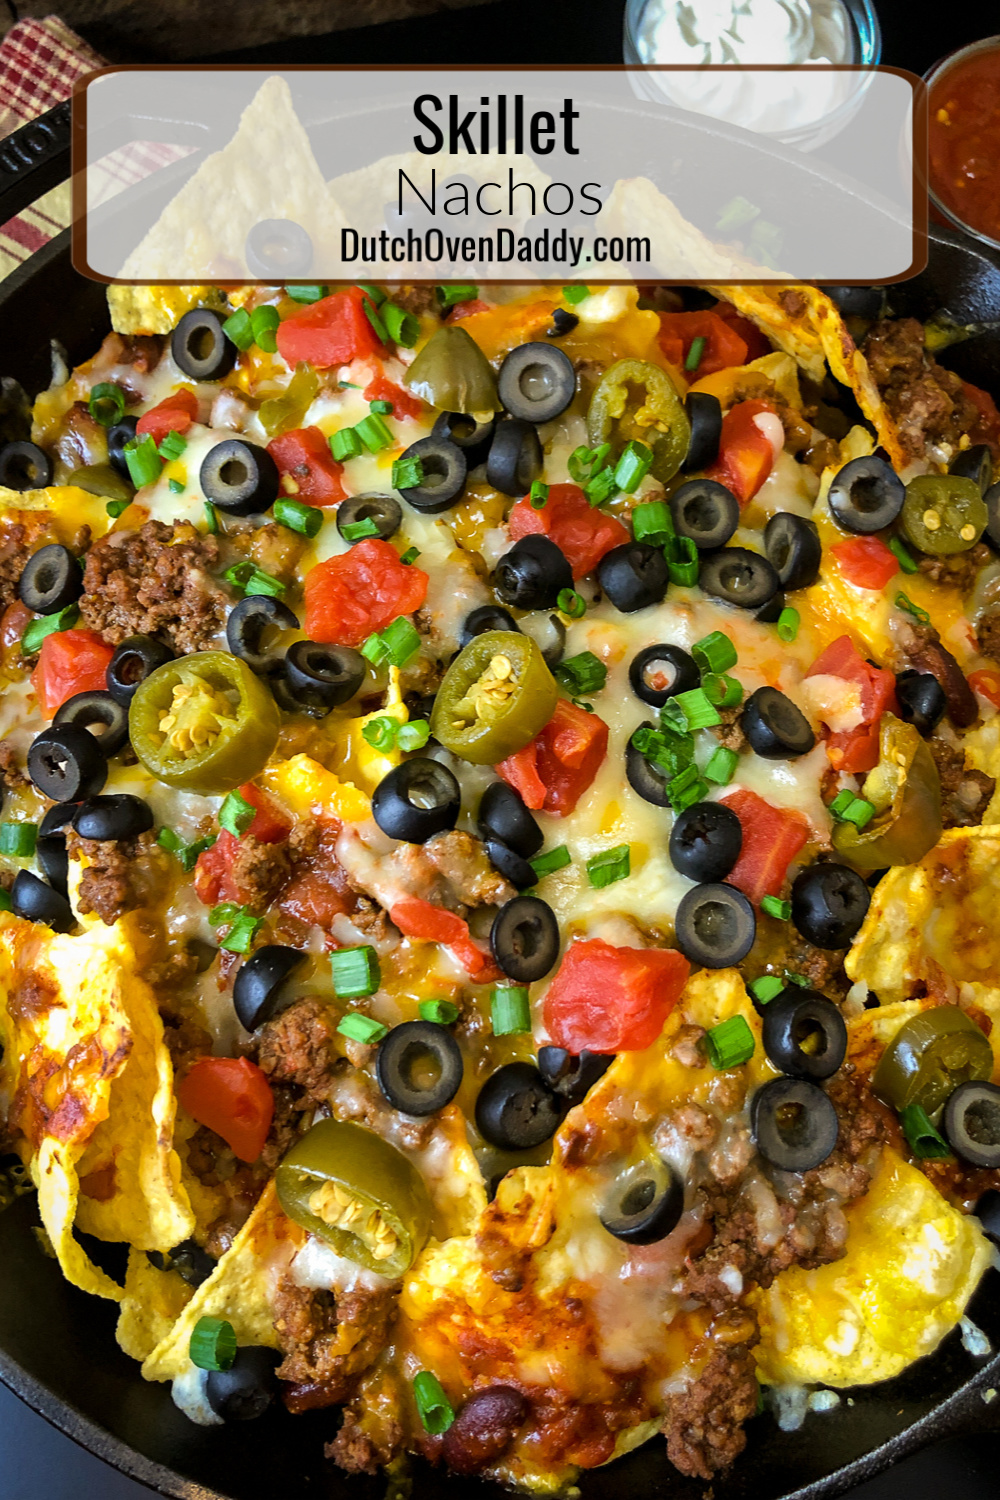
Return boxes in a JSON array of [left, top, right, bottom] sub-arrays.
[[663, 1340, 760, 1480], [928, 736, 995, 827], [79, 519, 227, 652], [0, 742, 26, 791], [66, 828, 164, 925], [861, 317, 979, 461], [327, 1404, 403, 1474], [273, 1276, 397, 1407], [254, 996, 340, 1101]]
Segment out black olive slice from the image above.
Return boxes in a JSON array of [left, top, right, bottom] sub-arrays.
[[497, 342, 576, 425], [682, 391, 723, 472], [486, 419, 543, 496], [628, 644, 699, 707], [670, 479, 739, 551], [699, 547, 780, 610], [790, 863, 870, 948], [477, 781, 543, 858], [520, 610, 566, 668], [396, 436, 467, 513], [985, 480, 1000, 551], [949, 443, 993, 494], [752, 1077, 839, 1172], [485, 837, 536, 890], [669, 801, 742, 883], [943, 1081, 1000, 1169], [475, 1061, 563, 1150], [73, 794, 154, 842], [233, 945, 306, 1032], [36, 834, 69, 898], [597, 542, 670, 612], [431, 411, 496, 468], [106, 635, 175, 708], [600, 1160, 683, 1244], [27, 725, 107, 802], [754, 590, 786, 625], [376, 1020, 464, 1116], [546, 309, 579, 338], [226, 595, 299, 677], [372, 758, 461, 844], [490, 895, 560, 984], [742, 686, 816, 759], [245, 219, 313, 278], [973, 1187, 1000, 1242], [764, 512, 822, 592], [39, 803, 79, 837], [53, 691, 129, 758], [894, 669, 947, 737], [200, 439, 279, 516], [149, 1238, 216, 1287], [205, 1346, 281, 1421], [171, 308, 236, 382], [761, 988, 848, 1081], [625, 725, 671, 808], [18, 544, 81, 614], [825, 286, 884, 320], [0, 441, 52, 491], [674, 882, 756, 968], [280, 640, 366, 713], [11, 870, 74, 932], [107, 416, 139, 481], [827, 455, 904, 535], [459, 605, 519, 649], [493, 535, 573, 611], [336, 492, 403, 543], [536, 1045, 613, 1104]]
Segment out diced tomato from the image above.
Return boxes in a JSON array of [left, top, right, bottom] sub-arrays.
[[32, 629, 114, 716], [969, 668, 1000, 711], [268, 426, 346, 507], [704, 398, 777, 504], [363, 372, 423, 422], [710, 300, 773, 362], [508, 483, 628, 580], [657, 310, 748, 378], [447, 299, 490, 321], [960, 379, 1000, 458], [304, 537, 429, 648], [177, 1056, 274, 1163], [136, 387, 198, 444], [277, 819, 356, 929], [498, 699, 609, 816], [806, 634, 898, 773], [390, 897, 501, 982], [720, 788, 810, 906], [193, 785, 292, 907], [543, 938, 690, 1053], [831, 536, 899, 591], [238, 783, 292, 843], [276, 287, 386, 369]]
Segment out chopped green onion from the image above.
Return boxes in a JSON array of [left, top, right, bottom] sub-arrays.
[[613, 440, 653, 494], [356, 283, 386, 307], [354, 413, 394, 454], [636, 723, 693, 778], [895, 592, 930, 625], [704, 745, 739, 785], [204, 501, 219, 534], [21, 603, 79, 655], [587, 844, 631, 888], [209, 902, 242, 926], [900, 1103, 951, 1159], [555, 651, 607, 695], [123, 433, 161, 487], [841, 795, 875, 829], [87, 381, 125, 428], [704, 1014, 756, 1069], [222, 307, 253, 350], [106, 498, 131, 519], [250, 305, 280, 353], [674, 687, 721, 731], [584, 467, 617, 507], [530, 845, 571, 879], [189, 1316, 237, 1372], [784, 971, 810, 987], [750, 975, 784, 1005], [341, 517, 382, 542], [330, 427, 363, 462], [716, 194, 761, 232], [563, 285, 591, 305], [370, 399, 394, 416], [761, 894, 791, 921], [0, 822, 36, 857], [567, 443, 610, 485], [529, 480, 549, 510], [685, 336, 707, 373], [667, 763, 708, 812], [168, 478, 185, 495], [361, 716, 398, 750], [286, 284, 327, 303], [413, 1370, 455, 1435], [889, 536, 918, 574], [692, 631, 737, 676], [219, 788, 257, 837], [557, 588, 586, 619], [703, 673, 743, 710], [392, 455, 426, 490], [631, 499, 674, 547], [274, 496, 322, 538], [659, 698, 688, 736], [491, 985, 531, 1035], [244, 567, 287, 599], [828, 788, 856, 819], [776, 607, 800, 642], [665, 534, 699, 586], [337, 1012, 388, 1044], [397, 719, 431, 752], [362, 616, 421, 670], [400, 546, 420, 565], [219, 911, 263, 954], [437, 284, 478, 310], [158, 430, 187, 461], [419, 998, 460, 1024], [572, 698, 593, 713], [158, 827, 216, 872], [383, 304, 420, 348], [331, 945, 381, 999], [362, 297, 389, 344], [0, 889, 11, 912]]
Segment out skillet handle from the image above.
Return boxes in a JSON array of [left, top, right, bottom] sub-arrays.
[[0, 101, 72, 227]]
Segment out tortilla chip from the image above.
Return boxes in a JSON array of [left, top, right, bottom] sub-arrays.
[[107, 284, 225, 337], [117, 1247, 194, 1361], [601, 178, 778, 280]]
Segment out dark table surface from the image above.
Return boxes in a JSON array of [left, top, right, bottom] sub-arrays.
[[5, 0, 1000, 1496]]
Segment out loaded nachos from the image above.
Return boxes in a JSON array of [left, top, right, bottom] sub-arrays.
[[0, 273, 999, 1490]]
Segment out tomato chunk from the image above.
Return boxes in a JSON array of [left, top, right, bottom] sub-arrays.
[[710, 300, 773, 362], [720, 788, 810, 906], [136, 387, 198, 444], [390, 896, 500, 982], [806, 635, 898, 773], [508, 483, 628, 580], [193, 784, 292, 907], [657, 310, 748, 378], [544, 938, 689, 1053], [969, 668, 1000, 711], [961, 379, 1000, 458], [304, 537, 429, 648], [831, 536, 899, 591], [363, 372, 423, 422], [276, 287, 386, 369], [32, 629, 114, 716], [704, 398, 777, 504], [276, 819, 356, 929], [177, 1056, 274, 1163], [498, 699, 608, 816], [268, 426, 346, 507]]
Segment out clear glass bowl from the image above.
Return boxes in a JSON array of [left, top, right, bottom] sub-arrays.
[[622, 0, 882, 153], [924, 35, 1000, 254]]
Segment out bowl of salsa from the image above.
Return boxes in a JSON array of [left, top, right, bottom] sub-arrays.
[[927, 35, 1000, 252]]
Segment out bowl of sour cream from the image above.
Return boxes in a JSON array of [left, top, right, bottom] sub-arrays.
[[623, 0, 882, 151]]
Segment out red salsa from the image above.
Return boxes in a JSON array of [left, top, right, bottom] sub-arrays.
[[929, 43, 1000, 245]]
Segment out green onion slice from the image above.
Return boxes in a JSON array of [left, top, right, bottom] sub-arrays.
[[563, 285, 591, 305], [704, 1014, 755, 1069], [555, 651, 606, 695], [587, 844, 631, 888], [330, 428, 363, 462], [632, 499, 674, 547], [529, 845, 571, 879], [704, 746, 739, 785], [0, 822, 36, 857], [331, 945, 381, 999], [413, 1370, 455, 1434], [383, 304, 420, 348], [87, 382, 125, 428], [761, 894, 791, 921], [355, 413, 394, 454], [337, 1012, 388, 1044], [900, 1103, 952, 1159], [419, 998, 460, 1024], [692, 630, 737, 676], [776, 607, 800, 643], [123, 433, 162, 487], [491, 985, 531, 1035], [219, 788, 257, 837], [222, 307, 253, 350], [750, 975, 784, 1005], [613, 440, 653, 495], [274, 496, 322, 538], [21, 603, 79, 656], [286, 284, 327, 303], [437, 284, 478, 310], [189, 1316, 237, 1372]]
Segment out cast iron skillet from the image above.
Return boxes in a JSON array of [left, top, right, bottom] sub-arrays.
[[0, 98, 999, 1500]]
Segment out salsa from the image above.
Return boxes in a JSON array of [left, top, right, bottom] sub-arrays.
[[929, 42, 1000, 246]]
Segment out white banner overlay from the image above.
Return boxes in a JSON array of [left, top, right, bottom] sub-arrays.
[[76, 67, 919, 284]]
